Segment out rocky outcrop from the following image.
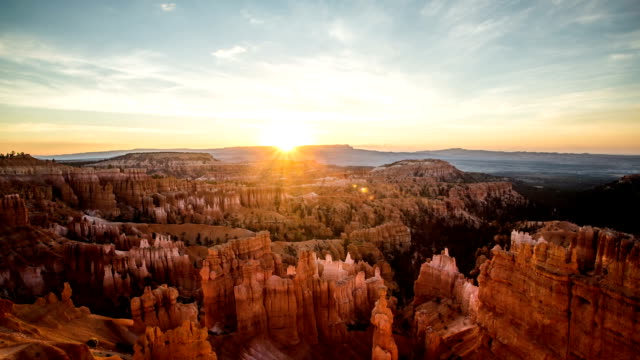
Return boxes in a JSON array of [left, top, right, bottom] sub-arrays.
[[239, 187, 284, 209], [0, 194, 29, 227], [446, 182, 525, 216], [411, 249, 482, 360], [413, 248, 478, 317], [292, 250, 320, 344], [370, 159, 463, 182], [92, 152, 219, 177], [131, 285, 198, 332], [234, 261, 268, 338], [264, 275, 298, 345], [347, 222, 411, 253], [133, 321, 217, 360], [0, 340, 95, 360], [412, 300, 485, 360], [200, 233, 389, 347], [0, 156, 278, 224], [0, 282, 133, 360], [371, 288, 398, 360], [63, 235, 198, 310], [68, 215, 128, 245], [476, 222, 640, 360], [200, 231, 281, 332], [408, 224, 640, 360], [65, 171, 119, 216]]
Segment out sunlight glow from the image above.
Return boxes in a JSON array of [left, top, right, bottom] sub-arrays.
[[260, 123, 314, 152]]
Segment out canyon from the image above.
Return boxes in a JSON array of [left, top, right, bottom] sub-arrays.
[[0, 153, 638, 359]]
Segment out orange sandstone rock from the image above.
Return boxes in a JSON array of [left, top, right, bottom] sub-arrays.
[[370, 288, 398, 360], [131, 285, 197, 332], [133, 321, 217, 360]]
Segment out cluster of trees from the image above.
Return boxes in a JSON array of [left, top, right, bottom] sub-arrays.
[[0, 151, 27, 159]]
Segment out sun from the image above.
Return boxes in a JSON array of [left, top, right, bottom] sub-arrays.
[[260, 123, 314, 152]]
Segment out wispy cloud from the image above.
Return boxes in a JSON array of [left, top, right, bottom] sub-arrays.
[[242, 10, 264, 25], [610, 53, 634, 61], [160, 3, 176, 12], [211, 46, 247, 60], [328, 21, 354, 43], [2, 122, 195, 134]]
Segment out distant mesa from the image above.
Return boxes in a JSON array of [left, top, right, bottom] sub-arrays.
[[371, 159, 465, 182], [92, 152, 219, 168]]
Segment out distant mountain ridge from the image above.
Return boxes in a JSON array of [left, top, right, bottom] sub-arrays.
[[35, 145, 640, 162], [35, 145, 640, 189]]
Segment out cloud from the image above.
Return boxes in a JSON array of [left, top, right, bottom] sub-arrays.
[[328, 21, 354, 43], [2, 122, 195, 135], [211, 46, 247, 59], [160, 3, 176, 12], [609, 53, 634, 61], [242, 10, 264, 25], [0, 32, 639, 153]]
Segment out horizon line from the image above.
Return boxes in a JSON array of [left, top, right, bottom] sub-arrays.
[[25, 144, 640, 158]]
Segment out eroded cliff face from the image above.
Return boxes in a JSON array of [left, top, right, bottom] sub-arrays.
[[477, 222, 640, 360], [408, 222, 639, 360], [411, 249, 483, 360], [0, 156, 286, 224], [0, 194, 29, 227], [200, 233, 391, 347], [133, 321, 217, 360], [131, 285, 198, 332], [408, 222, 640, 360], [413, 248, 479, 316], [347, 222, 411, 253], [200, 231, 280, 332], [63, 234, 198, 313]]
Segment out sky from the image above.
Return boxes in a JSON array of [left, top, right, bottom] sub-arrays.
[[0, 0, 639, 155]]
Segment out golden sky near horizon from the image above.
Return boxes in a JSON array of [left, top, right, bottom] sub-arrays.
[[1, 1, 639, 155]]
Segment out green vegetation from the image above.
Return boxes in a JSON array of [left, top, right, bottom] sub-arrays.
[[0, 151, 26, 159]]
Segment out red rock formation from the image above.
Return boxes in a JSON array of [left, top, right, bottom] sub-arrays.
[[92, 152, 220, 179], [371, 288, 398, 360], [68, 215, 127, 245], [63, 235, 198, 308], [0, 194, 29, 227], [411, 250, 481, 359], [313, 276, 348, 344], [0, 282, 133, 360], [133, 321, 217, 360], [131, 285, 198, 332], [370, 159, 464, 182], [234, 260, 268, 338], [446, 182, 525, 214], [65, 170, 119, 216], [239, 186, 284, 209], [264, 275, 298, 345], [0, 340, 95, 360], [413, 248, 478, 317], [200, 233, 389, 347], [412, 300, 485, 360], [200, 231, 281, 332], [347, 222, 411, 253], [292, 250, 320, 344], [476, 223, 640, 360]]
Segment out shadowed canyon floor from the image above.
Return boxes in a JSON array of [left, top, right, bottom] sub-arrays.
[[0, 152, 638, 359]]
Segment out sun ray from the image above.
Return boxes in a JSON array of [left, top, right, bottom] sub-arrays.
[[260, 123, 314, 152]]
